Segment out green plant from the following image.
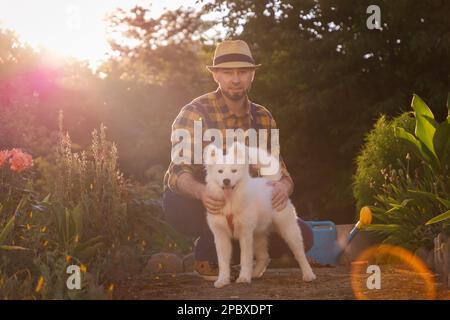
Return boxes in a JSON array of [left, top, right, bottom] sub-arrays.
[[366, 159, 449, 250], [54, 113, 128, 245], [395, 94, 449, 176], [353, 112, 417, 212], [0, 197, 29, 251], [395, 94, 450, 225], [47, 202, 105, 261], [365, 94, 450, 250]]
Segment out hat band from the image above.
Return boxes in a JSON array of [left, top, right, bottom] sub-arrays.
[[213, 53, 255, 66]]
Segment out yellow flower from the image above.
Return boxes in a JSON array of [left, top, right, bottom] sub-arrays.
[[66, 255, 72, 263], [43, 240, 49, 247], [359, 206, 373, 226], [80, 264, 87, 273], [75, 234, 79, 243], [108, 284, 114, 293], [35, 276, 44, 293], [28, 211, 33, 218], [40, 226, 47, 233], [26, 224, 31, 230]]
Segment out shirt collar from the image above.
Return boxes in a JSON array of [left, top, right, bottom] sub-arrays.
[[215, 87, 253, 120]]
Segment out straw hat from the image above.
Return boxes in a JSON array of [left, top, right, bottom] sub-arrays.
[[207, 40, 261, 71]]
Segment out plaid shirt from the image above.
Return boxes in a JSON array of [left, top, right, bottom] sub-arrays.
[[164, 88, 291, 192]]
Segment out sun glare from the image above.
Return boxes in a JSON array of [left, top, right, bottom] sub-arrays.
[[0, 0, 200, 67]]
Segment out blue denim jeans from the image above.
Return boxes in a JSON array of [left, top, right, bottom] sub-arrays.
[[163, 191, 314, 263]]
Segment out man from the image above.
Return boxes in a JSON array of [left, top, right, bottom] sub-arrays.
[[163, 40, 313, 281]]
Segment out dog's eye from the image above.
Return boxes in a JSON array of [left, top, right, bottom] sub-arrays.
[[231, 169, 237, 173], [218, 169, 223, 174]]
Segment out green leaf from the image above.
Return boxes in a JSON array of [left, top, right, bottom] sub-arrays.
[[411, 94, 434, 119], [433, 118, 450, 165], [76, 242, 105, 260], [415, 115, 437, 158], [366, 224, 401, 232], [42, 193, 51, 203], [0, 214, 15, 245], [395, 127, 431, 163], [0, 245, 30, 251], [72, 203, 83, 240], [425, 210, 450, 225], [74, 235, 104, 254], [407, 189, 450, 208]]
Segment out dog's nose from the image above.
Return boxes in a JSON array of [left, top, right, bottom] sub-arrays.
[[223, 178, 230, 186]]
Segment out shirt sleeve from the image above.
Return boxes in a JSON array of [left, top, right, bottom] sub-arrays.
[[268, 114, 292, 179], [165, 104, 203, 192]]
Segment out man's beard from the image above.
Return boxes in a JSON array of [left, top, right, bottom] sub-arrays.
[[222, 85, 251, 101]]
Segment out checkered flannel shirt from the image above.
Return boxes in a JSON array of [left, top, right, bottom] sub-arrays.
[[163, 88, 291, 192]]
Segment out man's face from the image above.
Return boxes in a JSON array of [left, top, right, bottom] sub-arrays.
[[212, 68, 255, 101]]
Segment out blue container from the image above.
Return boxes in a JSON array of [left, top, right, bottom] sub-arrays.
[[305, 220, 340, 265]]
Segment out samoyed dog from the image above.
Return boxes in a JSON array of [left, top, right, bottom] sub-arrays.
[[204, 142, 316, 288]]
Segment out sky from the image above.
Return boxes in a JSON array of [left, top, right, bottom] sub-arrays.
[[0, 0, 208, 65]]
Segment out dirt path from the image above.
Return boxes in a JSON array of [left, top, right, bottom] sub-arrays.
[[114, 265, 449, 300]]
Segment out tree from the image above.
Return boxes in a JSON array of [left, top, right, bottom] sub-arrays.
[[202, 0, 450, 222]]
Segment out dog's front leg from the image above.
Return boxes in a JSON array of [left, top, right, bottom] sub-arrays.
[[213, 229, 233, 288], [236, 230, 253, 284]]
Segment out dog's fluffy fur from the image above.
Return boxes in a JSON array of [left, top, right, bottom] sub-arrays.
[[204, 142, 316, 288]]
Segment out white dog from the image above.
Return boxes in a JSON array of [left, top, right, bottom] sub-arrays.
[[204, 142, 316, 288]]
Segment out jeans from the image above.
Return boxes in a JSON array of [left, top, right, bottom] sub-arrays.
[[162, 190, 314, 263]]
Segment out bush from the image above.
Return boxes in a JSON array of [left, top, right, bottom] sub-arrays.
[[352, 112, 418, 212], [366, 159, 449, 250], [0, 113, 190, 299], [364, 94, 450, 250], [53, 114, 128, 245]]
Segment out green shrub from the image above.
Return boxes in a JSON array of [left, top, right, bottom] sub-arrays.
[[365, 94, 450, 250], [54, 113, 128, 245], [353, 112, 418, 212], [366, 160, 449, 250]]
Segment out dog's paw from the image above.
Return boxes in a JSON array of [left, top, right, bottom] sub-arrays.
[[236, 275, 251, 284], [214, 278, 230, 289], [302, 271, 316, 282]]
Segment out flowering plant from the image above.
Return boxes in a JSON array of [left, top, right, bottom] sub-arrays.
[[0, 148, 34, 172]]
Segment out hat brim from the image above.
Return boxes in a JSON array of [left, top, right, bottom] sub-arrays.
[[206, 61, 261, 72]]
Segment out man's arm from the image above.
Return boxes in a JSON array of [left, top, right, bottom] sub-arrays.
[[177, 172, 225, 215], [176, 171, 205, 200], [279, 175, 294, 196], [266, 112, 295, 210]]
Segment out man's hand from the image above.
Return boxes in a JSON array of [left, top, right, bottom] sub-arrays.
[[267, 180, 290, 212], [199, 185, 225, 215], [177, 173, 225, 214]]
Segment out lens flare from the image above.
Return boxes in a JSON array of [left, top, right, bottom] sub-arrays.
[[351, 244, 437, 300]]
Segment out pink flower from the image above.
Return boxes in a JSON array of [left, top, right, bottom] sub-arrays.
[[0, 150, 11, 167], [8, 148, 33, 173]]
